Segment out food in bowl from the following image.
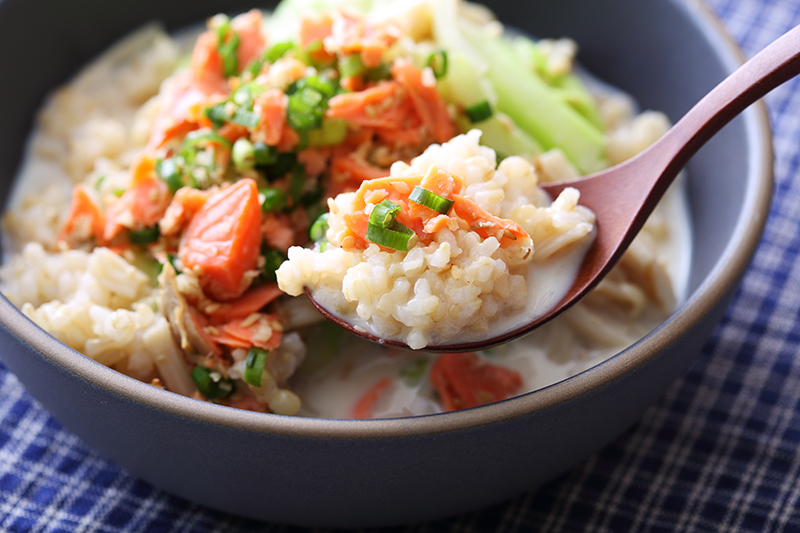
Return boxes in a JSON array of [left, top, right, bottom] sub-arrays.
[[0, 0, 688, 418]]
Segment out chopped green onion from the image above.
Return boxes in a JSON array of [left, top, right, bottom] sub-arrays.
[[302, 74, 338, 99], [465, 100, 493, 123], [287, 87, 325, 131], [366, 220, 416, 251], [364, 63, 391, 81], [253, 141, 277, 166], [409, 186, 454, 214], [308, 118, 348, 147], [266, 41, 295, 63], [244, 347, 269, 387], [369, 199, 401, 228], [427, 50, 448, 79], [268, 153, 297, 179], [156, 158, 183, 194], [309, 212, 329, 242], [128, 226, 160, 245], [204, 103, 230, 129], [338, 54, 365, 78], [260, 187, 288, 212], [166, 253, 181, 273], [400, 357, 429, 382], [288, 163, 305, 202], [182, 129, 232, 151], [214, 15, 240, 77], [261, 248, 287, 282], [113, 188, 126, 197], [231, 108, 260, 128], [191, 366, 235, 399], [232, 139, 256, 171], [94, 175, 106, 191]]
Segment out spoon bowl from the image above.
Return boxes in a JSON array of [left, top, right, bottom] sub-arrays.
[[307, 23, 800, 353]]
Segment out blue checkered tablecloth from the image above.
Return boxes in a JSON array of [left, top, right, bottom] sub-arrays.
[[3, 0, 800, 531]]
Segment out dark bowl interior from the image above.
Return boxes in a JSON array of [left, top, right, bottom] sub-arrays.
[[0, 0, 772, 527]]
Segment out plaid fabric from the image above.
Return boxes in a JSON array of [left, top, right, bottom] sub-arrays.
[[3, 0, 800, 530]]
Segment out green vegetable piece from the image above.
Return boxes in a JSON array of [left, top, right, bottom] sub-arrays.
[[191, 365, 235, 400], [288, 163, 306, 202], [232, 139, 256, 171], [465, 100, 493, 123], [253, 141, 277, 166], [214, 15, 240, 77], [308, 118, 348, 147], [268, 153, 297, 179], [204, 103, 230, 129], [468, 112, 542, 159], [364, 63, 391, 82], [309, 212, 330, 242], [231, 108, 260, 128], [400, 357, 429, 382], [369, 199, 401, 227], [244, 347, 269, 387], [339, 54, 365, 78], [426, 50, 448, 79], [260, 187, 288, 212], [94, 175, 107, 191], [408, 186, 454, 214], [266, 41, 296, 63], [459, 21, 607, 174], [182, 129, 232, 151], [262, 248, 287, 282], [366, 220, 416, 252], [128, 226, 160, 245], [156, 158, 184, 194]]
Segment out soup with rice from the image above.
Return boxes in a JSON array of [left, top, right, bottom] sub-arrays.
[[0, 0, 689, 418]]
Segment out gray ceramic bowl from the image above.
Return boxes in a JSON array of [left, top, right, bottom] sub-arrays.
[[0, 0, 772, 527]]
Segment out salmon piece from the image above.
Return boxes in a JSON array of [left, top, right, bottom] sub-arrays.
[[104, 154, 171, 241], [390, 59, 456, 144], [262, 212, 296, 253], [59, 186, 106, 246], [218, 122, 249, 144], [147, 71, 227, 151], [231, 9, 267, 71], [179, 179, 262, 300], [326, 82, 409, 129], [351, 377, 393, 419], [451, 194, 529, 248], [190, 31, 229, 94], [375, 124, 422, 147], [327, 149, 389, 196], [407, 166, 462, 222], [253, 88, 287, 146], [159, 187, 211, 237], [297, 148, 330, 177], [277, 124, 300, 152], [207, 283, 283, 323], [299, 13, 335, 64], [208, 312, 283, 351], [430, 352, 522, 411], [327, 10, 399, 68]]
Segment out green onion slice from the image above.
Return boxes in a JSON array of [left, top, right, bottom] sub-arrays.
[[366, 220, 417, 252], [261, 248, 287, 282], [215, 16, 240, 77], [288, 163, 306, 202], [309, 212, 330, 242], [426, 50, 448, 79], [338, 54, 365, 79], [191, 366, 235, 399], [465, 100, 493, 123], [244, 347, 269, 387], [409, 186, 454, 214], [253, 141, 277, 166], [204, 103, 230, 129], [369, 199, 401, 228], [128, 226, 160, 245], [182, 130, 233, 151], [260, 187, 288, 212], [231, 108, 260, 128], [156, 158, 183, 194], [266, 41, 295, 63]]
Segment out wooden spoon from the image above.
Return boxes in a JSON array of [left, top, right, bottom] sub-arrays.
[[308, 23, 800, 352]]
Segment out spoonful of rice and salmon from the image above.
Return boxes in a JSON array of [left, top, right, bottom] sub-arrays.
[[277, 23, 800, 352]]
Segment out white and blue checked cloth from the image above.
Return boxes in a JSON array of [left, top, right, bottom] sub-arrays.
[[3, 0, 800, 530]]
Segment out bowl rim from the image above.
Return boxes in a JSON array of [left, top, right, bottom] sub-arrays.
[[0, 0, 774, 439]]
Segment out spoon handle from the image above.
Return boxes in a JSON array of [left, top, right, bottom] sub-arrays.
[[649, 23, 800, 195]]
